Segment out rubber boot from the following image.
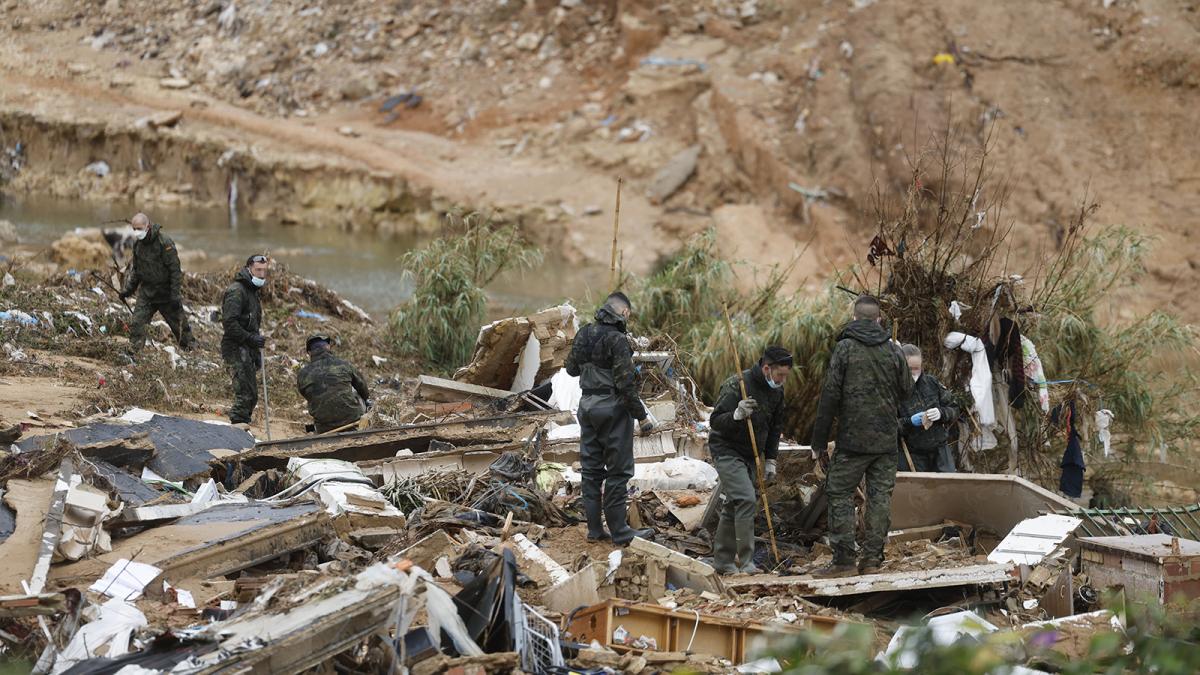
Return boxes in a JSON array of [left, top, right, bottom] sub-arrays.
[[734, 515, 759, 574], [606, 503, 653, 546], [712, 515, 738, 574], [583, 495, 610, 542]]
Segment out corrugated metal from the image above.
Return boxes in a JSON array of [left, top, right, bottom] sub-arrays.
[[1052, 503, 1200, 540]]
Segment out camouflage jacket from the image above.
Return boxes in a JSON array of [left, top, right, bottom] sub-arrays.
[[297, 350, 370, 428], [220, 268, 262, 359], [899, 373, 959, 452], [564, 306, 646, 421], [810, 319, 912, 454], [121, 223, 182, 302], [708, 367, 785, 465]]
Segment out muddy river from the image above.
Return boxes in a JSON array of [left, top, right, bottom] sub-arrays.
[[1, 195, 609, 317]]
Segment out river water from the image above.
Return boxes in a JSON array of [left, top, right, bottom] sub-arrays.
[[0, 194, 609, 317]]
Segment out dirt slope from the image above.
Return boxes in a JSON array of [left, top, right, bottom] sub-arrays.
[[1, 0, 1197, 318]]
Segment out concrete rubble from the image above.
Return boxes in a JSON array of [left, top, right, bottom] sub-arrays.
[[0, 311, 1192, 674]]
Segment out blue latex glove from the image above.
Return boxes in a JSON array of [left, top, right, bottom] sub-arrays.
[[910, 412, 924, 427]]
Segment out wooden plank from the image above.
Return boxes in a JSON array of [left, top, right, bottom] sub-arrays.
[[0, 592, 66, 617], [723, 563, 1014, 597], [416, 375, 511, 403]]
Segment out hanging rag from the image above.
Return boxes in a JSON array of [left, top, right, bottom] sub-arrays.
[[943, 332, 995, 426], [983, 317, 1026, 408], [1095, 409, 1114, 457], [1020, 336, 1050, 413], [948, 300, 969, 323], [993, 379, 1019, 473], [1059, 402, 1085, 498]]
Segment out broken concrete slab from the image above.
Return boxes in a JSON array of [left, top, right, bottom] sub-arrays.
[[349, 527, 404, 551], [396, 530, 458, 571], [544, 563, 603, 614], [724, 563, 1014, 597], [508, 533, 571, 587], [453, 304, 577, 391], [19, 415, 255, 482], [626, 536, 724, 599]]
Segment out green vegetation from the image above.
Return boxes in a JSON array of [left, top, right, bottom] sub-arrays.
[[388, 213, 541, 374]]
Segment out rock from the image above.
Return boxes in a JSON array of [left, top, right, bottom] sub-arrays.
[[337, 126, 359, 137], [109, 74, 134, 89], [158, 77, 191, 90], [50, 233, 112, 270], [135, 110, 182, 130], [646, 144, 701, 204], [339, 76, 376, 101], [67, 62, 91, 75], [0, 219, 17, 243], [515, 32, 542, 51]]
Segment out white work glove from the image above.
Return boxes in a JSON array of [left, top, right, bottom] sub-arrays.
[[639, 418, 656, 435], [764, 459, 777, 483], [733, 398, 758, 421], [924, 408, 942, 423]]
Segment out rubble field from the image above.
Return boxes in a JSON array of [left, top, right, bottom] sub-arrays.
[[3, 252, 1194, 673]]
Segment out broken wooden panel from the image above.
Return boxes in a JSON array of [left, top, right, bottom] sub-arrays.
[[415, 375, 510, 403], [29, 459, 73, 594], [49, 502, 331, 593], [891, 473, 1078, 536], [145, 503, 331, 593], [0, 592, 66, 617], [567, 598, 813, 663], [724, 563, 1014, 597], [238, 411, 561, 469], [358, 441, 521, 483]]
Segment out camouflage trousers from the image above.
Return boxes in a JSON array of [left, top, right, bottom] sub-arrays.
[[129, 299, 193, 351], [224, 347, 260, 425], [825, 450, 897, 565]]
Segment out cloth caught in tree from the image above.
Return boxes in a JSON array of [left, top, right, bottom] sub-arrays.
[[1058, 401, 1085, 498], [1020, 336, 1050, 413], [984, 317, 1026, 408], [943, 332, 995, 427]]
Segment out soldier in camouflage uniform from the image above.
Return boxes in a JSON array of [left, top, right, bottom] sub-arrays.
[[898, 344, 959, 472], [810, 295, 912, 577], [297, 334, 371, 433], [565, 292, 656, 546], [708, 346, 792, 574], [220, 255, 268, 425], [119, 213, 193, 352]]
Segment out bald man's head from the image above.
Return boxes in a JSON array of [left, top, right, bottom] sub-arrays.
[[130, 213, 150, 229]]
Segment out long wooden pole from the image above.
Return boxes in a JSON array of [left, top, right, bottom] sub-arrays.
[[720, 306, 781, 565], [610, 177, 622, 290]]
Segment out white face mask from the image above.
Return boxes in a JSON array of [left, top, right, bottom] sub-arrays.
[[251, 276, 266, 288], [133, 229, 148, 241], [912, 372, 921, 382], [767, 378, 782, 390]]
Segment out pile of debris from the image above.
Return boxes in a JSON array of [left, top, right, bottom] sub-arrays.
[[0, 305, 1194, 673]]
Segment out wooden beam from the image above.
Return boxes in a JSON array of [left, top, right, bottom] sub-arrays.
[[28, 459, 73, 595], [415, 375, 511, 403], [723, 563, 1014, 597]]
